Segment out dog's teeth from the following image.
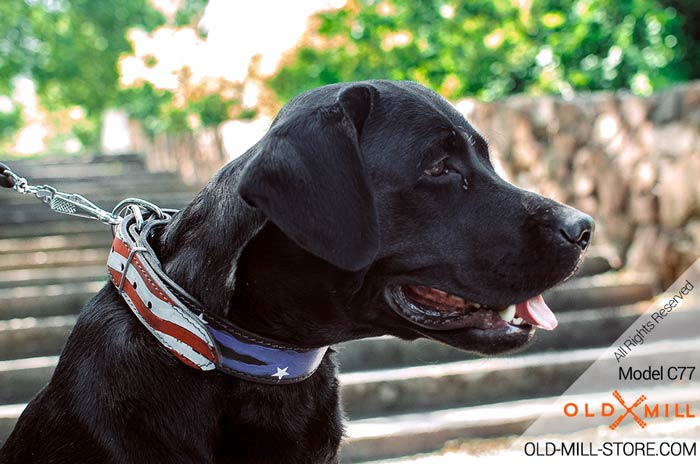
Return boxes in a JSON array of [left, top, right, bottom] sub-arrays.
[[447, 295, 464, 305], [512, 317, 525, 325], [473, 303, 481, 309], [433, 289, 448, 297], [498, 305, 516, 322]]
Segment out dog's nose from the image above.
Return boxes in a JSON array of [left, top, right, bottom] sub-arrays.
[[560, 212, 594, 250]]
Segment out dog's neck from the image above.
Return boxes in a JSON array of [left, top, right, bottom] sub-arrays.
[[157, 165, 372, 348]]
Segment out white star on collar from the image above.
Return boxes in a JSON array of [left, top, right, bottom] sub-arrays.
[[197, 312, 207, 324], [272, 367, 289, 380]]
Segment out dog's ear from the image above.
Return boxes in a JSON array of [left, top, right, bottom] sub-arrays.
[[237, 84, 379, 272]]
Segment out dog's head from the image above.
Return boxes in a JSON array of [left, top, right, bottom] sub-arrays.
[[227, 80, 593, 355]]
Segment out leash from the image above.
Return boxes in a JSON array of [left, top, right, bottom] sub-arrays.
[[0, 162, 328, 384], [0, 161, 160, 228]]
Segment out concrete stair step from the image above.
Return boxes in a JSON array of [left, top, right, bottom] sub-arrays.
[[0, 221, 109, 239], [0, 265, 107, 289], [0, 356, 58, 404], [0, 282, 104, 321], [3, 153, 144, 170], [0, 233, 112, 254], [543, 272, 656, 311], [341, 385, 700, 462], [0, 316, 76, 361], [3, 384, 700, 457], [341, 337, 700, 419], [0, 337, 681, 408], [0, 248, 109, 271], [0, 164, 161, 181], [0, 403, 27, 446], [572, 255, 614, 277]]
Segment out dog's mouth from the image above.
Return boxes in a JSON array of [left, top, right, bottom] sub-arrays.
[[393, 284, 557, 331], [385, 284, 558, 354]]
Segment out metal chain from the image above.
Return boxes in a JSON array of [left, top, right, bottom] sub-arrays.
[[0, 162, 166, 227]]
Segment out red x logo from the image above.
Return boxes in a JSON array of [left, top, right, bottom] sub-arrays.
[[610, 390, 647, 430]]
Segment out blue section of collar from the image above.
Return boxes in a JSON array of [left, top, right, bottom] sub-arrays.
[[207, 326, 328, 382]]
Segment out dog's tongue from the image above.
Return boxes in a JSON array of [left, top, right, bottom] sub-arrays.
[[515, 295, 557, 331]]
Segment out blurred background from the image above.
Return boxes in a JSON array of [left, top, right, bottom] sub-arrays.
[[1, 0, 699, 461]]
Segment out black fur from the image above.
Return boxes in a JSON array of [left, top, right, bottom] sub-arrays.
[[0, 80, 592, 463]]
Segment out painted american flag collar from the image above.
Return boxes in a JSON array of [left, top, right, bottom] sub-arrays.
[[106, 213, 329, 384]]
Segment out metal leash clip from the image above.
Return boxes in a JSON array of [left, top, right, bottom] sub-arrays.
[[34, 185, 121, 225], [1, 162, 166, 230]]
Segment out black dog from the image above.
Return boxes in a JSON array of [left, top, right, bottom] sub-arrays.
[[0, 80, 592, 463]]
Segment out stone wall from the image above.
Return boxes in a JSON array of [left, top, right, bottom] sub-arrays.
[[131, 123, 229, 186], [457, 82, 700, 287]]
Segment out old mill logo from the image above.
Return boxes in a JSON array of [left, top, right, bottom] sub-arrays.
[[563, 390, 695, 430]]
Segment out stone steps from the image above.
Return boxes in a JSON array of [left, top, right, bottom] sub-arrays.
[[4, 153, 144, 170], [342, 384, 700, 463], [3, 380, 699, 461], [2, 304, 695, 405], [2, 162, 155, 181], [0, 233, 112, 254], [0, 356, 58, 404], [342, 337, 700, 418], [0, 248, 109, 271], [0, 404, 26, 446], [0, 221, 110, 239], [4, 335, 697, 411], [542, 272, 655, 312], [0, 282, 105, 321], [0, 316, 77, 362], [0, 265, 106, 289], [572, 254, 614, 277]]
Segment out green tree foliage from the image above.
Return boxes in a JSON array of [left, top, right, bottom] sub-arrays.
[[0, 0, 235, 147], [1, 0, 695, 152], [0, 103, 22, 140], [0, 0, 163, 147], [0, 0, 164, 114], [175, 0, 209, 29], [116, 82, 173, 136], [270, 0, 689, 103], [116, 81, 239, 137], [659, 0, 700, 79]]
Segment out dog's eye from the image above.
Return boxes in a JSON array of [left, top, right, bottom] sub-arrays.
[[424, 159, 450, 177]]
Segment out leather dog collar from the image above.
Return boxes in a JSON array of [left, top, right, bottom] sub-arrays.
[[106, 213, 328, 384]]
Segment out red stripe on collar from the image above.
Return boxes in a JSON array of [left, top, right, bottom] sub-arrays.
[[108, 234, 219, 370]]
